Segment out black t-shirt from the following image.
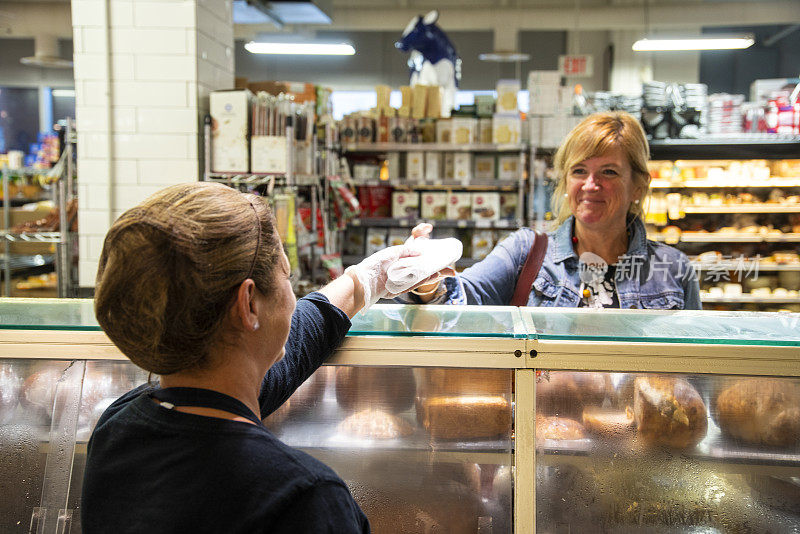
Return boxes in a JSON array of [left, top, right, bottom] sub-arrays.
[[81, 293, 370, 534]]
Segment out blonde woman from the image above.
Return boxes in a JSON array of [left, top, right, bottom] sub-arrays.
[[81, 182, 447, 532], [403, 111, 700, 309]]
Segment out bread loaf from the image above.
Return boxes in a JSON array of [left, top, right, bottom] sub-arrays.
[[536, 371, 609, 418], [336, 367, 416, 413], [634, 376, 707, 449], [416, 368, 509, 397], [536, 416, 586, 441], [338, 409, 415, 439], [716, 378, 800, 447], [582, 407, 635, 438], [416, 395, 511, 439]]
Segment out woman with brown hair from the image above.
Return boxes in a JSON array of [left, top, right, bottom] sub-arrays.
[[81, 182, 448, 533], [401, 111, 701, 310]]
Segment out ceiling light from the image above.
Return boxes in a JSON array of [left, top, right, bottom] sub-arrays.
[[632, 36, 754, 51], [245, 41, 355, 55], [52, 89, 76, 98], [479, 51, 531, 62]]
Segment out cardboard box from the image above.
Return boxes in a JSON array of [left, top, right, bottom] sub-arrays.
[[447, 192, 472, 220], [471, 230, 495, 260], [426, 85, 443, 118], [251, 135, 287, 173], [500, 192, 518, 220], [358, 185, 392, 217], [386, 153, 401, 180], [492, 115, 521, 145], [496, 79, 521, 115], [453, 153, 473, 183], [451, 118, 477, 144], [436, 119, 453, 143], [474, 155, 496, 180], [475, 94, 495, 118], [365, 228, 387, 255], [210, 89, 252, 172], [497, 155, 520, 180], [443, 153, 455, 180], [478, 118, 493, 144], [425, 152, 442, 182], [392, 191, 420, 218], [471, 192, 500, 221], [406, 152, 425, 181], [420, 192, 448, 220], [412, 85, 428, 119]]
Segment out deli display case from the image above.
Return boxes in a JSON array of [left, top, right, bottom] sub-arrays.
[[0, 299, 799, 533]]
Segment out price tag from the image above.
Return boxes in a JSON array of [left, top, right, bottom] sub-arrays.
[[457, 220, 468, 228]]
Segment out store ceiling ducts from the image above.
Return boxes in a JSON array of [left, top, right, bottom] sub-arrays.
[[19, 34, 72, 69], [233, 0, 333, 26]]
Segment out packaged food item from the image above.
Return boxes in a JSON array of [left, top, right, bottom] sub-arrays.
[[392, 191, 420, 218], [399, 86, 413, 118], [475, 94, 495, 118], [492, 115, 521, 144], [495, 79, 521, 115], [406, 152, 425, 181], [447, 192, 471, 220], [443, 153, 455, 180], [386, 153, 401, 180], [365, 227, 388, 255], [451, 118, 477, 144], [499, 192, 518, 220], [425, 153, 442, 182], [478, 118, 493, 143], [344, 227, 365, 256], [471, 192, 500, 221], [471, 229, 494, 259], [412, 84, 428, 119], [210, 89, 252, 172], [436, 118, 453, 143], [387, 228, 409, 247], [320, 253, 344, 279], [420, 192, 448, 220], [426, 85, 443, 118], [497, 155, 520, 180], [339, 115, 357, 144], [358, 185, 392, 218], [453, 153, 473, 183], [357, 116, 375, 143], [474, 155, 496, 180]]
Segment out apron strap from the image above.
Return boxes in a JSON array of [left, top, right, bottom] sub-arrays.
[[149, 387, 263, 426]]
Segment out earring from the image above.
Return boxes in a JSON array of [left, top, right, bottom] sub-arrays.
[[253, 322, 260, 331], [563, 193, 568, 198], [634, 199, 640, 205]]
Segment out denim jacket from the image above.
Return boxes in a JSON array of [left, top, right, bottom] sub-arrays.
[[398, 216, 701, 310]]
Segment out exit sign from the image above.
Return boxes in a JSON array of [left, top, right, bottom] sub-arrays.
[[559, 55, 594, 78]]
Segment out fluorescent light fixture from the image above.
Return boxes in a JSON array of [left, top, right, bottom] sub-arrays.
[[52, 89, 75, 98], [245, 41, 355, 55], [632, 36, 754, 51]]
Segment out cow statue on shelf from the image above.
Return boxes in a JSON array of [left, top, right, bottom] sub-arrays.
[[395, 10, 461, 118]]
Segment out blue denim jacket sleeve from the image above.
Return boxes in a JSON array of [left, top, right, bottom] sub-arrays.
[[393, 229, 534, 306], [681, 260, 702, 310]]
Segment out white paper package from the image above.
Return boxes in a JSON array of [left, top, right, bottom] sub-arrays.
[[384, 237, 463, 294]]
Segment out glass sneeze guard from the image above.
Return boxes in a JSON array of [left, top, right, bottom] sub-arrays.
[[0, 298, 100, 331], [348, 304, 526, 338], [522, 308, 800, 347]]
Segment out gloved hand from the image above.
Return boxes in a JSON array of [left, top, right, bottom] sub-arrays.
[[345, 244, 450, 311]]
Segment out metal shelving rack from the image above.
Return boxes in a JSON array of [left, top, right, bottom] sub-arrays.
[[341, 142, 528, 266], [0, 119, 76, 298], [203, 116, 330, 286]]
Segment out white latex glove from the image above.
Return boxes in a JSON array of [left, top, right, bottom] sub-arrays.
[[344, 245, 418, 311]]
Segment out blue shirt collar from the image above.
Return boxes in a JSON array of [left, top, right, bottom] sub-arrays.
[[551, 215, 648, 264]]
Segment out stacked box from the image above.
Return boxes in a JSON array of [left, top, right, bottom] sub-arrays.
[[420, 192, 448, 220], [453, 153, 473, 183], [425, 152, 442, 182], [471, 192, 500, 221], [406, 152, 425, 181], [447, 193, 472, 220], [474, 155, 496, 180], [392, 191, 420, 218], [496, 80, 520, 115], [210, 90, 252, 172], [492, 115, 521, 144], [527, 71, 561, 116]]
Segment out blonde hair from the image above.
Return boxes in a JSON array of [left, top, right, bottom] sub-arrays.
[[551, 111, 651, 226], [95, 182, 282, 375]]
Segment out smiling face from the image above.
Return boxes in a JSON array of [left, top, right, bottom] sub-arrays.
[[567, 146, 641, 232]]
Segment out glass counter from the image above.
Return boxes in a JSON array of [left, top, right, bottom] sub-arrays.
[[0, 299, 798, 533]]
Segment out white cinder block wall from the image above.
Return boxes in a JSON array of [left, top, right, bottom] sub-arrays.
[[72, 0, 234, 288]]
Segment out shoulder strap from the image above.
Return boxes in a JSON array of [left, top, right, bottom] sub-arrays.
[[510, 231, 548, 306]]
